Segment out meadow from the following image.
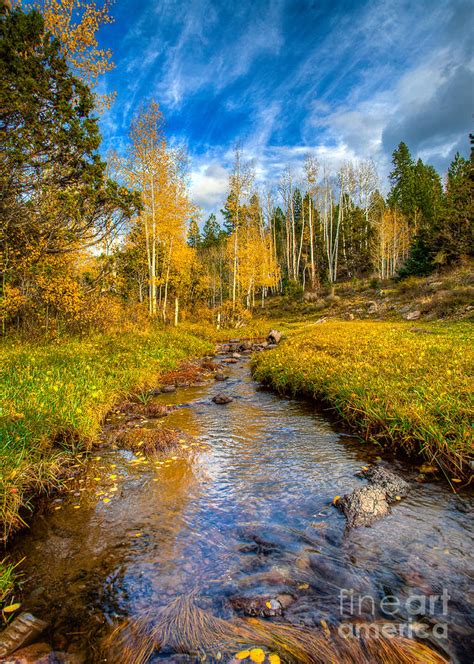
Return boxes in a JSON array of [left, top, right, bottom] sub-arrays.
[[252, 320, 473, 482]]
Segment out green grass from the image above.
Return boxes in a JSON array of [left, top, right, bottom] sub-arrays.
[[0, 559, 17, 606], [252, 320, 473, 481], [0, 327, 212, 599]]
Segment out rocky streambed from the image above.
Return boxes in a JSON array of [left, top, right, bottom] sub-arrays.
[[1, 339, 473, 663]]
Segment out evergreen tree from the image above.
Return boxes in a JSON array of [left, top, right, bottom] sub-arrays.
[[201, 213, 223, 248], [187, 219, 202, 248], [388, 142, 417, 223], [434, 148, 473, 264], [221, 192, 239, 234], [0, 7, 137, 257]]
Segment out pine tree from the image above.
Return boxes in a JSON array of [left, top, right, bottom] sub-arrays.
[[201, 213, 222, 248], [388, 142, 417, 224], [434, 147, 473, 264], [187, 219, 201, 248]]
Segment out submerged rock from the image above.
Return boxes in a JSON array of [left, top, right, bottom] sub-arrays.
[[2, 643, 85, 663], [214, 372, 228, 381], [161, 385, 176, 393], [0, 613, 48, 658], [229, 593, 295, 617], [212, 393, 233, 405]]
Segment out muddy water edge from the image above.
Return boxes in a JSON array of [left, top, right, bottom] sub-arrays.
[[4, 342, 474, 663]]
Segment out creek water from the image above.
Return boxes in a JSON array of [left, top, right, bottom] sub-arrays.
[[10, 354, 474, 663]]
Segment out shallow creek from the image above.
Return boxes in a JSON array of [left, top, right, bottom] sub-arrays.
[[10, 353, 474, 662]]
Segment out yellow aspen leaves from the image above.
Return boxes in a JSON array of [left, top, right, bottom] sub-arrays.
[[332, 495, 341, 505], [268, 655, 281, 664], [249, 649, 266, 663], [235, 652, 251, 661]]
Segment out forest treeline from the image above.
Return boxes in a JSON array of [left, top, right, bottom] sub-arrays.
[[1, 3, 473, 335]]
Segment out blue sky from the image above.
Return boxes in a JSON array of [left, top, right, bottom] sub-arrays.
[[98, 0, 473, 215]]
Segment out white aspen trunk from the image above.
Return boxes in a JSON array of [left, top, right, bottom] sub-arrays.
[[174, 296, 179, 327], [162, 240, 173, 322], [150, 176, 157, 316]]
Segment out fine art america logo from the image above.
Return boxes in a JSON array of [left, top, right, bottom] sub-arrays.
[[338, 588, 450, 639]]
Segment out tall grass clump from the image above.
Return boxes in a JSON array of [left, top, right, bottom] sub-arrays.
[[252, 321, 473, 480], [102, 593, 448, 664]]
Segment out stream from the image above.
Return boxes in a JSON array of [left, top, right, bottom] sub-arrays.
[[9, 351, 474, 663]]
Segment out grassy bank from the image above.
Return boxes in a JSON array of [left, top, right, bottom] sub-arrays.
[[0, 328, 212, 544], [252, 320, 473, 481]]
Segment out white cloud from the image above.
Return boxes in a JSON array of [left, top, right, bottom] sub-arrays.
[[190, 161, 229, 211]]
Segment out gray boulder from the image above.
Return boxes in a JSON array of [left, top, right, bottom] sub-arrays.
[[338, 486, 390, 529], [267, 329, 282, 344], [361, 465, 409, 501], [338, 466, 409, 529]]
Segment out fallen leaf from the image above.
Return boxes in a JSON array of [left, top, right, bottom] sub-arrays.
[[451, 478, 461, 483], [73, 505, 81, 509], [320, 619, 330, 637], [298, 583, 309, 590], [332, 495, 341, 505], [102, 498, 110, 504], [249, 649, 266, 663], [109, 474, 117, 480], [268, 655, 281, 664], [235, 651, 250, 661], [54, 506, 62, 511], [3, 603, 21, 613]]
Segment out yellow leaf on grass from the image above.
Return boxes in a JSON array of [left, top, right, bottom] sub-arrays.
[[452, 478, 461, 483], [268, 655, 281, 664], [265, 601, 272, 609], [3, 603, 21, 613], [102, 498, 110, 504], [320, 619, 330, 637], [249, 649, 266, 663], [298, 583, 309, 590], [332, 495, 341, 505], [235, 651, 250, 660], [73, 505, 81, 509], [109, 474, 117, 480]]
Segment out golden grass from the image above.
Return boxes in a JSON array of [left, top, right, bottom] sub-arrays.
[[101, 593, 448, 664], [252, 320, 473, 481]]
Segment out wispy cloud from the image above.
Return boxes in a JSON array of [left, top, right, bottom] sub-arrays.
[[99, 0, 473, 214]]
